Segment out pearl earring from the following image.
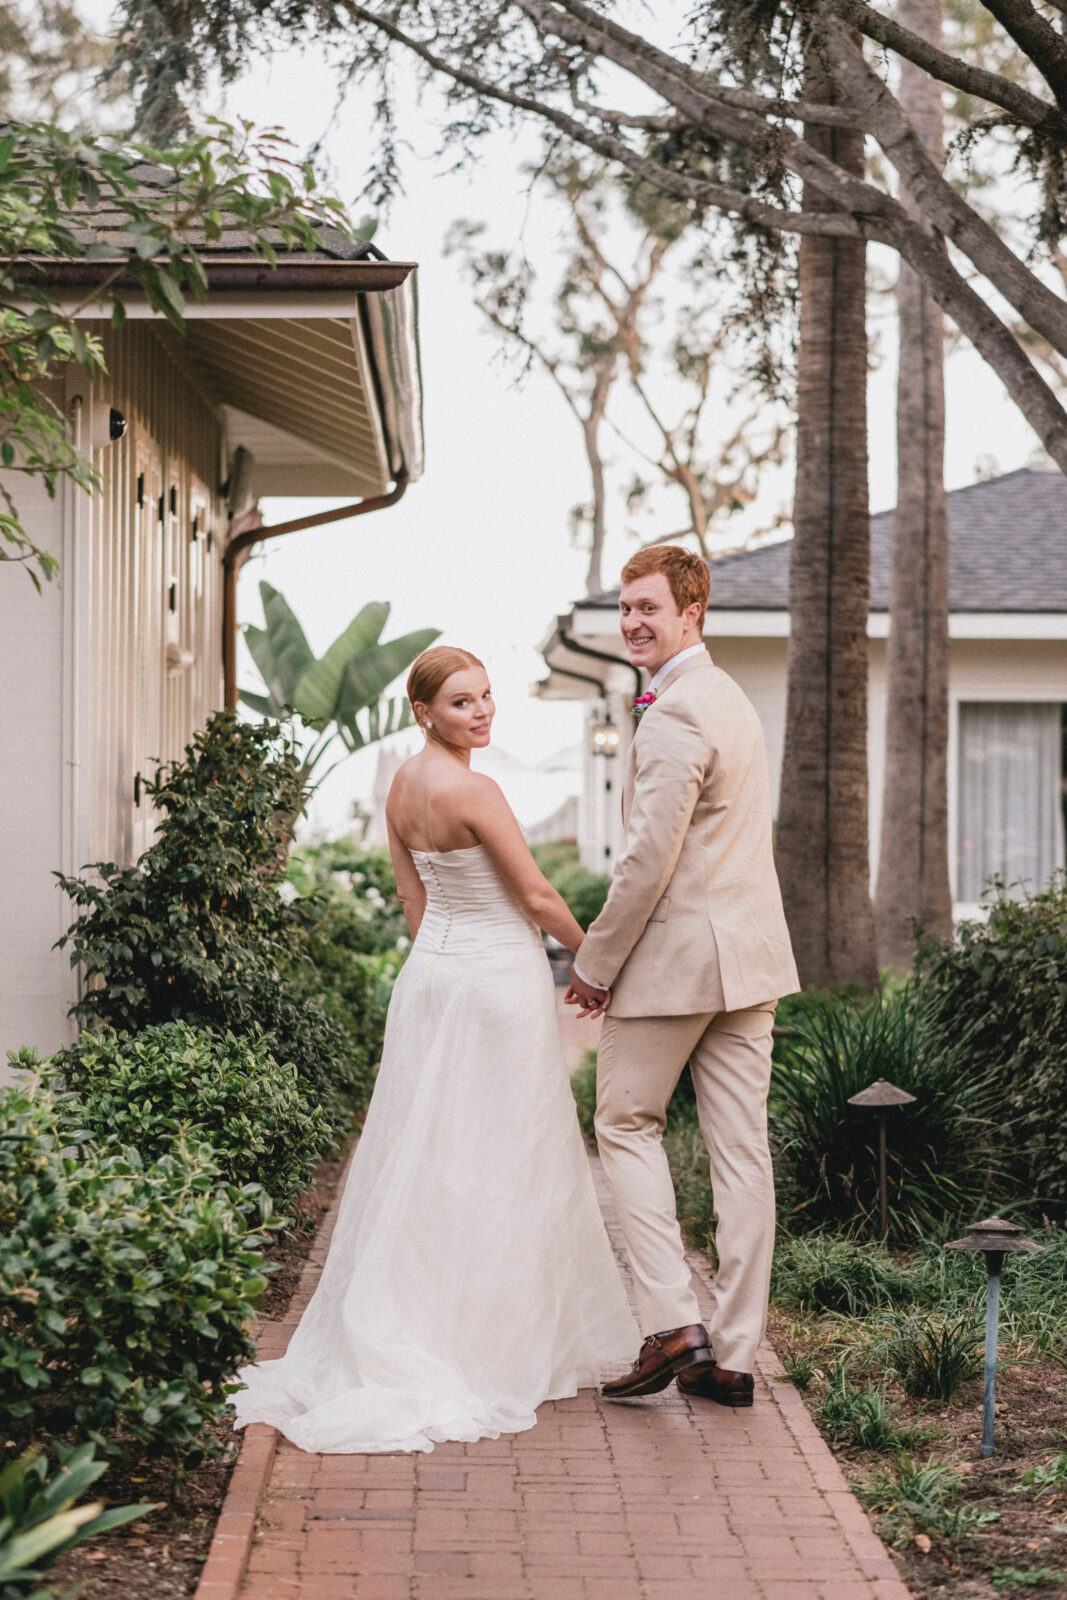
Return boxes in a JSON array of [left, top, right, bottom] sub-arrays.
[[425, 719, 433, 730]]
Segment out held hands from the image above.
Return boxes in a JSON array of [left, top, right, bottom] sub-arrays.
[[565, 971, 611, 1020]]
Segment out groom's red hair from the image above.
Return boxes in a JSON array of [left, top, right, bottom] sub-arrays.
[[407, 646, 486, 712], [621, 545, 710, 625]]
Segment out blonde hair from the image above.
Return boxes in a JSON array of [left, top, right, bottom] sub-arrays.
[[406, 646, 486, 720], [621, 544, 710, 627]]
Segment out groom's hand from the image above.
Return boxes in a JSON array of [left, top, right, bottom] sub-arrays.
[[565, 972, 611, 1019]]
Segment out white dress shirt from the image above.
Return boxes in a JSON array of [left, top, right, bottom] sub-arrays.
[[572, 642, 708, 992]]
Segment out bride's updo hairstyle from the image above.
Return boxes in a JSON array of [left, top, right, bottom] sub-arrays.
[[407, 646, 486, 726]]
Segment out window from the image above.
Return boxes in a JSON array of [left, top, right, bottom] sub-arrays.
[[957, 702, 1066, 903]]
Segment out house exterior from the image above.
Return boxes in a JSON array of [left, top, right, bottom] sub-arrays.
[[537, 469, 1067, 919], [0, 230, 422, 1068]]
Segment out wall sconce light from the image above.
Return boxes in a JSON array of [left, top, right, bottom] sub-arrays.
[[590, 716, 619, 758]]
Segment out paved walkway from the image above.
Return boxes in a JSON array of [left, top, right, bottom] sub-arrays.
[[212, 1145, 911, 1600]]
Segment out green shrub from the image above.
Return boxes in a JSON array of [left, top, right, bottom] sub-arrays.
[[285, 841, 408, 955], [284, 911, 401, 1113], [817, 1363, 918, 1452], [992, 1569, 1067, 1592], [664, 1123, 719, 1252], [881, 1311, 984, 1400], [916, 877, 1067, 1214], [770, 985, 1004, 1239], [861, 1456, 1000, 1544], [0, 1085, 271, 1458], [40, 1023, 333, 1208], [771, 1234, 917, 1316], [54, 714, 356, 1119], [570, 1054, 597, 1142], [531, 842, 610, 930], [0, 1441, 154, 1596]]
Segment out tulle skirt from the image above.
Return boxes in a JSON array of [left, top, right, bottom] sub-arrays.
[[231, 942, 637, 1453]]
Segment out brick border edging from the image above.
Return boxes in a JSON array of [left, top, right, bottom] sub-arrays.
[[686, 1248, 915, 1600], [194, 1142, 359, 1600]]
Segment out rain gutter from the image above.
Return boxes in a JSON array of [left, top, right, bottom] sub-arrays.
[[11, 259, 417, 294], [557, 623, 642, 699], [222, 469, 409, 711]]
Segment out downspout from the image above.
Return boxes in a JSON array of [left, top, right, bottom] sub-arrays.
[[222, 469, 409, 710], [557, 623, 642, 700]]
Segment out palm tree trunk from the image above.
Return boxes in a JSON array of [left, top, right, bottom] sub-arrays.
[[874, 0, 953, 970], [776, 51, 878, 991]]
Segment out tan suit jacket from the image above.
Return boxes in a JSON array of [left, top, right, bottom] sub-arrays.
[[579, 652, 799, 1017]]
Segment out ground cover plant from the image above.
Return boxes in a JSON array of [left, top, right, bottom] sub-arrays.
[[36, 1023, 333, 1209]]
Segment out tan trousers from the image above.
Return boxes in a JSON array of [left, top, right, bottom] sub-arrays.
[[594, 1003, 777, 1373]]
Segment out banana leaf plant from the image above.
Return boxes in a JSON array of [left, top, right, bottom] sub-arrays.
[[240, 582, 439, 796]]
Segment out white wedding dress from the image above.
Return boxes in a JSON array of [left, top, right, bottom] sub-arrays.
[[232, 843, 637, 1454]]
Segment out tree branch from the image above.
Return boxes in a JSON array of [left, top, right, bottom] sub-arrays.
[[979, 0, 1067, 108], [830, 0, 1067, 133], [340, 0, 883, 238], [828, 28, 1067, 359]]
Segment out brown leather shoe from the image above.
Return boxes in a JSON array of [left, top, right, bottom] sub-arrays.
[[602, 1325, 713, 1399], [676, 1363, 755, 1407]]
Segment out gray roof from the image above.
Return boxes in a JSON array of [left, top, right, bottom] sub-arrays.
[[588, 469, 1067, 613]]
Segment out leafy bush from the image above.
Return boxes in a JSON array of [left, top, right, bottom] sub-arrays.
[[570, 1054, 597, 1142], [0, 1085, 271, 1457], [770, 985, 1004, 1240], [0, 1441, 154, 1597], [284, 912, 401, 1113], [531, 842, 610, 930], [664, 1124, 719, 1253], [881, 1312, 984, 1400], [40, 1023, 333, 1208], [54, 714, 356, 1118], [285, 841, 408, 954], [916, 877, 1067, 1214], [771, 1234, 917, 1316]]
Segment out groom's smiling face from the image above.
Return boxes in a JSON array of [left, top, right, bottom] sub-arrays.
[[619, 573, 698, 676]]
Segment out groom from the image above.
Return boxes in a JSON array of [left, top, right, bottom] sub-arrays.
[[566, 544, 799, 1407]]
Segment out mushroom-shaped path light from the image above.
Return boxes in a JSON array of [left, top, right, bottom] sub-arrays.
[[947, 1217, 1043, 1458], [846, 1078, 916, 1241]]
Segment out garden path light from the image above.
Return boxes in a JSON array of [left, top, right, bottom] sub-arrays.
[[946, 1217, 1043, 1459], [846, 1078, 916, 1241]]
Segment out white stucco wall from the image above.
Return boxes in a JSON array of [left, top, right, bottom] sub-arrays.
[[572, 625, 1067, 913]]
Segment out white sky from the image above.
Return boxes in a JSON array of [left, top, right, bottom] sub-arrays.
[[84, 5, 1047, 835]]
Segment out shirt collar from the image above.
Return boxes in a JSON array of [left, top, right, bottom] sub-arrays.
[[648, 643, 707, 694]]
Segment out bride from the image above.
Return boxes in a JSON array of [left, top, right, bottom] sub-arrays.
[[232, 645, 637, 1454]]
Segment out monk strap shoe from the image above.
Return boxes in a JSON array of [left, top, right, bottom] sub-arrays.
[[602, 1324, 713, 1399], [676, 1363, 755, 1407]]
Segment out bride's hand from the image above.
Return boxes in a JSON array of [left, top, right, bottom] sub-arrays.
[[565, 972, 611, 1019]]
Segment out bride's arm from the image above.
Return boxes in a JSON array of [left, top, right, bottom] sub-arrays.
[[387, 818, 427, 939], [462, 775, 586, 953]]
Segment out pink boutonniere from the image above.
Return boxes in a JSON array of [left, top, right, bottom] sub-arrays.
[[632, 689, 658, 719]]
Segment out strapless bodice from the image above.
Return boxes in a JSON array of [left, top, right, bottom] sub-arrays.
[[412, 844, 541, 954]]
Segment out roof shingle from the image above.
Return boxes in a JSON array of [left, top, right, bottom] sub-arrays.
[[588, 468, 1067, 613]]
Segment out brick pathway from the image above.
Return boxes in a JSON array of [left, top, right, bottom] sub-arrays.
[[209, 1147, 912, 1600]]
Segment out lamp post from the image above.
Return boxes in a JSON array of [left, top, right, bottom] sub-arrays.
[[590, 715, 619, 758], [946, 1217, 1043, 1459], [846, 1078, 917, 1241]]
